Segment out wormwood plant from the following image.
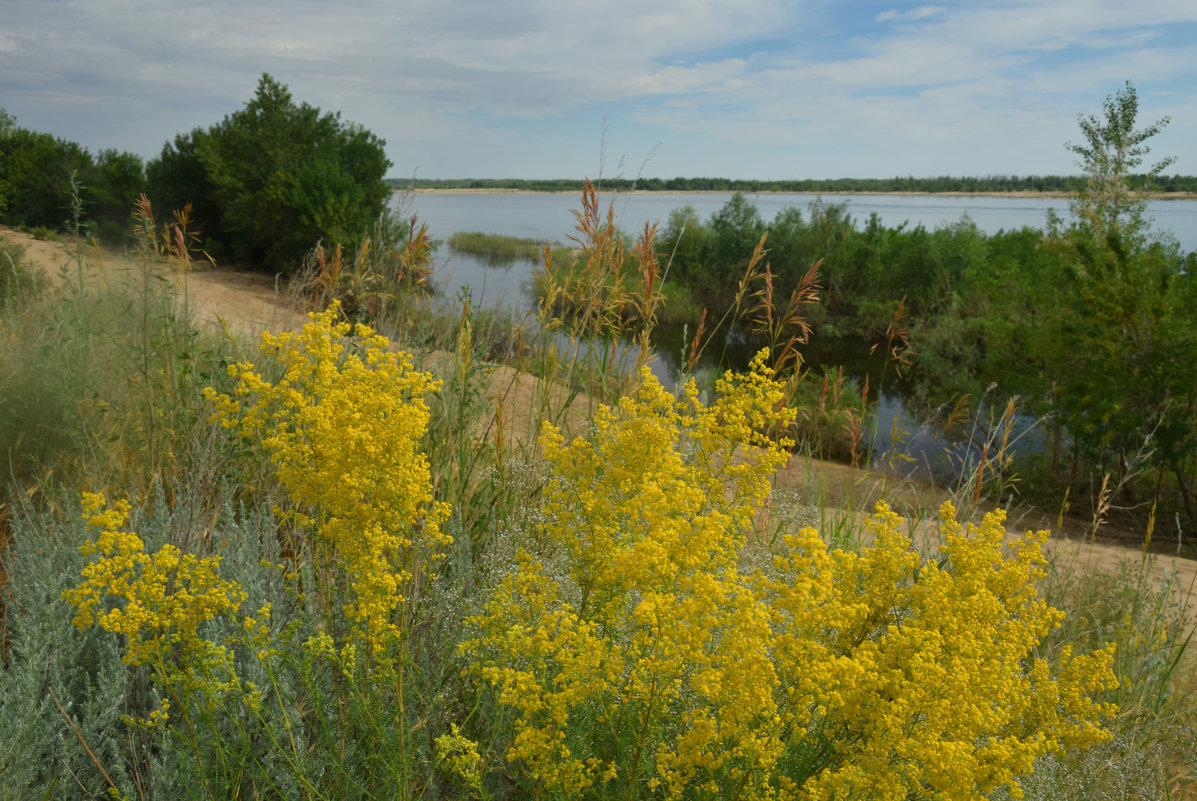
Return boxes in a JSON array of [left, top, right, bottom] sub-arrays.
[[459, 353, 1118, 801]]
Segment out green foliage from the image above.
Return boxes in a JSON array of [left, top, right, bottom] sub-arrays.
[[148, 74, 393, 273], [1065, 81, 1175, 247], [0, 109, 145, 236], [1033, 85, 1194, 526], [89, 149, 148, 244], [146, 128, 222, 248], [0, 107, 14, 216], [660, 194, 994, 337], [914, 85, 1197, 534], [651, 84, 1196, 534], [0, 125, 93, 229], [710, 191, 767, 278]]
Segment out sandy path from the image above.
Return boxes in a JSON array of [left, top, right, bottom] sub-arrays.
[[5, 230, 308, 337]]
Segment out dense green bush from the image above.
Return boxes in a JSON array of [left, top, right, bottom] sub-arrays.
[[655, 85, 1197, 537], [146, 75, 392, 273], [0, 108, 145, 238]]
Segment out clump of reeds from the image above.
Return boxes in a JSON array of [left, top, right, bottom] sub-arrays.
[[532, 179, 667, 402], [448, 231, 562, 264], [291, 208, 435, 323]]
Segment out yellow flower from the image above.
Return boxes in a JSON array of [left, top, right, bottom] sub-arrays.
[[207, 301, 450, 657], [65, 493, 247, 683]]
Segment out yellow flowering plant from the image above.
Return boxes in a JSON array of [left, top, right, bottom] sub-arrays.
[[462, 353, 1117, 801], [756, 502, 1117, 801], [63, 491, 276, 800], [207, 301, 451, 659], [203, 302, 452, 797], [64, 492, 248, 689]]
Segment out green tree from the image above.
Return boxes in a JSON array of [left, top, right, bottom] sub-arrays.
[[0, 125, 93, 229], [146, 128, 223, 249], [87, 148, 146, 242], [1049, 83, 1195, 526], [660, 204, 711, 279], [188, 74, 392, 272], [710, 192, 765, 276], [1065, 81, 1174, 248]]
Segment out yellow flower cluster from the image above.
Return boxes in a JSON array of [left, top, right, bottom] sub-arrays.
[[757, 502, 1117, 801], [465, 355, 797, 798], [65, 493, 246, 683], [463, 355, 1117, 800], [435, 723, 487, 797], [207, 303, 450, 654]]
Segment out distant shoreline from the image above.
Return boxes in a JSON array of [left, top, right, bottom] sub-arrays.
[[398, 187, 1197, 200]]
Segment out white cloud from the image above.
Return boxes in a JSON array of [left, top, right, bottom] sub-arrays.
[[875, 6, 946, 23], [627, 60, 753, 95]]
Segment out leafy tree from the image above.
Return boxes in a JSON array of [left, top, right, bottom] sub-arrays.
[[0, 110, 146, 237], [0, 125, 92, 229], [88, 148, 146, 242], [710, 191, 765, 276], [176, 74, 393, 272], [1065, 81, 1175, 248], [1048, 83, 1194, 524], [660, 204, 710, 279]]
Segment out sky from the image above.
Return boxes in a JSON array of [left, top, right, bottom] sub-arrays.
[[2, 0, 1196, 180]]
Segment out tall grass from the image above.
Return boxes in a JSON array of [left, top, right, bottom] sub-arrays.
[[0, 233, 39, 305], [0, 204, 239, 506]]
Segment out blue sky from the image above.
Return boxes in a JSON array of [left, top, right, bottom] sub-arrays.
[[2, 0, 1195, 180]]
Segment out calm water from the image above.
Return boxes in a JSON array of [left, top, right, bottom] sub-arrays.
[[401, 190, 1195, 476]]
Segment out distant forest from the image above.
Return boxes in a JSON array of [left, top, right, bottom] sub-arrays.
[[391, 175, 1197, 194]]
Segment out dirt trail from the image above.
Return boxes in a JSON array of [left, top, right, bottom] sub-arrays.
[[6, 226, 1195, 622], [6, 230, 309, 337]]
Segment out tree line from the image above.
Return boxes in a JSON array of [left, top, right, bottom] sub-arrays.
[[396, 173, 1197, 194], [0, 108, 145, 243]]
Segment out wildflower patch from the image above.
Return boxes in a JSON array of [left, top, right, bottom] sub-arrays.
[[463, 354, 1117, 800]]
